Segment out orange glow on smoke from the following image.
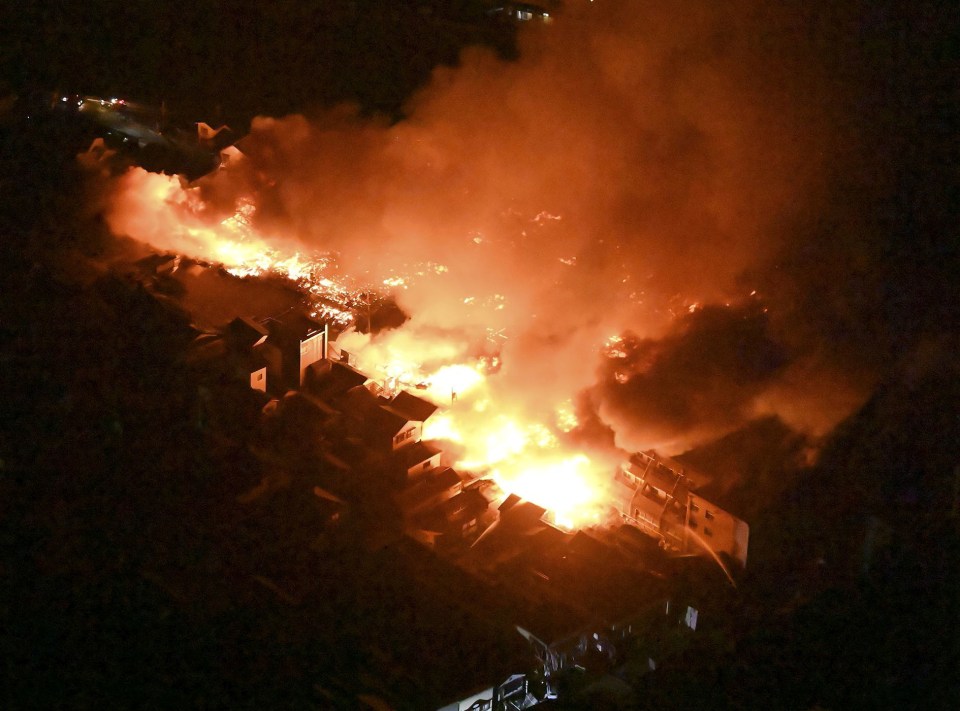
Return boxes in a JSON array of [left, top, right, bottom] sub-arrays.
[[97, 0, 849, 534], [110, 170, 316, 279], [108, 169, 610, 529]]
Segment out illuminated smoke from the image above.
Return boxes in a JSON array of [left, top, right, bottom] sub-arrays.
[[102, 1, 870, 516], [589, 301, 787, 453]]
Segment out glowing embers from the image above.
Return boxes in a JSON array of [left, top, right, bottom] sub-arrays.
[[109, 169, 361, 325], [602, 333, 628, 359], [187, 197, 313, 282], [554, 399, 579, 433]]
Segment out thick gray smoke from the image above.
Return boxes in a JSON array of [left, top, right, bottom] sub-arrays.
[[109, 1, 884, 456], [590, 301, 787, 452]]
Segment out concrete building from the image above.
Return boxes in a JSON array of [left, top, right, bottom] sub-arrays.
[[612, 451, 750, 568]]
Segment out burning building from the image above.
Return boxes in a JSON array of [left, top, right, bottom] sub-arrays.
[[92, 0, 853, 554]]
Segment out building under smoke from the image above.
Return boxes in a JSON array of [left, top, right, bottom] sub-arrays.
[[612, 451, 749, 568]]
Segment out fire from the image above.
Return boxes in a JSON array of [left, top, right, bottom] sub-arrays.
[[427, 364, 486, 401], [339, 324, 611, 530], [107, 168, 612, 530], [422, 411, 463, 443], [492, 454, 602, 530], [107, 170, 382, 325], [427, 407, 605, 530], [344, 329, 609, 529], [351, 331, 607, 528], [554, 399, 579, 433]]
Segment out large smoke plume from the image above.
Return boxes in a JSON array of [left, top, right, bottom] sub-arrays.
[[107, 1, 880, 457]]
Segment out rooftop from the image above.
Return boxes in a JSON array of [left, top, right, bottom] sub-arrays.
[[400, 440, 442, 469], [387, 390, 439, 423], [224, 315, 269, 349], [499, 530, 669, 646], [309, 360, 371, 398], [263, 310, 326, 341]]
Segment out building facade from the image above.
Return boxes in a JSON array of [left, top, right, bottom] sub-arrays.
[[612, 451, 749, 568]]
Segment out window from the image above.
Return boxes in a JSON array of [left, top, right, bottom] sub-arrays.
[[705, 510, 715, 521], [704, 527, 713, 537], [394, 428, 415, 446], [690, 503, 699, 513], [642, 484, 664, 502]]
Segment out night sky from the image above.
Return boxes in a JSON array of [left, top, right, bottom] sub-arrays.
[[2, 1, 959, 709]]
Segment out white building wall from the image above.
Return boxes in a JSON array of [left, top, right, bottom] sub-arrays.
[[249, 367, 267, 393], [687, 492, 749, 567], [298, 326, 327, 385]]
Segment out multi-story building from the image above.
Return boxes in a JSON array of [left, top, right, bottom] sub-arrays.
[[612, 451, 750, 568]]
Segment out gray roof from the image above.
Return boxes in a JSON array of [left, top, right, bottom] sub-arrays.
[[225, 316, 269, 349], [401, 440, 442, 468], [388, 390, 439, 422], [263, 311, 326, 341]]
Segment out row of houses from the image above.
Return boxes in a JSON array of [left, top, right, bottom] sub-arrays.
[[184, 306, 487, 545], [181, 301, 747, 709]]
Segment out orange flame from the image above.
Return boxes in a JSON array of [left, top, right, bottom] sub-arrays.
[[107, 168, 612, 529], [349, 329, 609, 529]]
